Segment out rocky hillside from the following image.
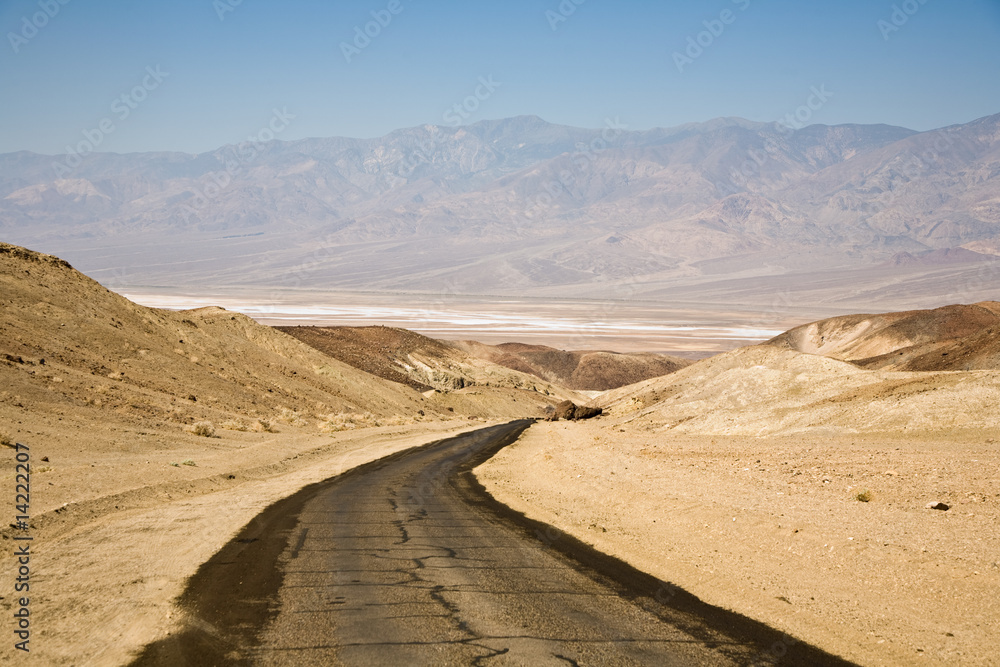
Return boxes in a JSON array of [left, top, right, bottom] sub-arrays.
[[0, 243, 562, 444], [277, 325, 581, 400]]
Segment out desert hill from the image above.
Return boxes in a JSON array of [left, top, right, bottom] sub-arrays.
[[0, 244, 420, 428], [276, 325, 582, 400], [450, 340, 690, 391], [0, 242, 564, 450], [594, 343, 1000, 437], [766, 301, 1000, 371]]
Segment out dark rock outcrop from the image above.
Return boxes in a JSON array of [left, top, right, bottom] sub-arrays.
[[548, 400, 602, 421]]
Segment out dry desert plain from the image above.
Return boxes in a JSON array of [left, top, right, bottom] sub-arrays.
[[2, 242, 1000, 665]]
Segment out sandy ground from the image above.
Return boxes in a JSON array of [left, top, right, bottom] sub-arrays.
[[0, 420, 492, 666], [476, 421, 1000, 666]]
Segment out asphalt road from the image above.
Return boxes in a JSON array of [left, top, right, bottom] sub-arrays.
[[134, 420, 855, 666]]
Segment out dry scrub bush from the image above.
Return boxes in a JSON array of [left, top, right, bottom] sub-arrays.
[[0, 432, 14, 449], [856, 490, 873, 503], [253, 419, 276, 433], [190, 421, 217, 438], [220, 419, 250, 432], [318, 412, 377, 432], [318, 413, 417, 433], [276, 407, 307, 426]]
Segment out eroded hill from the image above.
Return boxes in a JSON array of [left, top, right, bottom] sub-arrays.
[[0, 243, 566, 451], [594, 343, 1000, 436], [766, 301, 1000, 371], [277, 325, 583, 401], [451, 340, 690, 391]]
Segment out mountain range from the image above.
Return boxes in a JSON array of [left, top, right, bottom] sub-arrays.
[[2, 113, 998, 312]]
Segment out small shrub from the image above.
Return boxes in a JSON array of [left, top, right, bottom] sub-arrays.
[[855, 490, 872, 503], [181, 459, 196, 466], [276, 407, 307, 426], [220, 419, 250, 432], [253, 419, 276, 433], [317, 412, 383, 433], [191, 421, 216, 438], [0, 433, 13, 449], [169, 462, 180, 467]]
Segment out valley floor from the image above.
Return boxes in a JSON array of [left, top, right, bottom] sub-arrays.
[[476, 421, 1000, 667]]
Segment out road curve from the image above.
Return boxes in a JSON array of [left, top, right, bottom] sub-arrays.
[[133, 420, 855, 666]]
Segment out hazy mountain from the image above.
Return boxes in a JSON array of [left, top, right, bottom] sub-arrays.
[[2, 113, 997, 311]]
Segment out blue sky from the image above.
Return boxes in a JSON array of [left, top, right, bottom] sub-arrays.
[[2, 0, 999, 155]]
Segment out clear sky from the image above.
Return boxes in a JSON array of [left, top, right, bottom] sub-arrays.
[[2, 0, 999, 155]]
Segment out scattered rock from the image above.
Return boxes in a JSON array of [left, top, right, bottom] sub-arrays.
[[926, 501, 950, 511], [548, 400, 603, 421], [41, 456, 49, 462]]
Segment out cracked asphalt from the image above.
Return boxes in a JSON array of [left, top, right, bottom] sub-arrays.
[[133, 420, 855, 666]]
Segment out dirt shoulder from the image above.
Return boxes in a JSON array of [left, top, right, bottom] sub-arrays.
[[0, 420, 490, 666], [475, 421, 1000, 666]]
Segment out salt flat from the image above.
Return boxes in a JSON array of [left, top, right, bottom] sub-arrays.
[[118, 288, 804, 355]]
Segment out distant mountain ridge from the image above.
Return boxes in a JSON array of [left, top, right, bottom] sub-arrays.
[[2, 113, 998, 311]]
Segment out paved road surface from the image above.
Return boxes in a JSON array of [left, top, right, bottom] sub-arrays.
[[134, 420, 854, 666]]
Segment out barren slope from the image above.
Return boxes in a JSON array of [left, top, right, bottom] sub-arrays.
[[767, 301, 1000, 371], [594, 344, 1000, 436], [277, 325, 581, 401], [0, 244, 566, 436], [0, 243, 443, 431]]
